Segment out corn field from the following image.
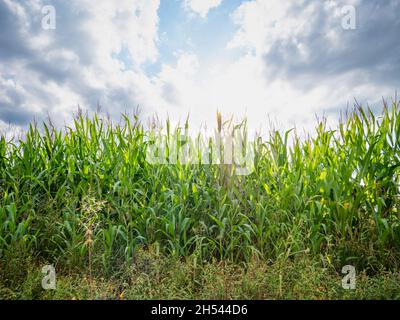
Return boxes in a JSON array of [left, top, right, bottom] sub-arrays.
[[1, 102, 400, 298]]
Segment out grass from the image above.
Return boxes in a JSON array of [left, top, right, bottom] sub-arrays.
[[0, 100, 399, 299]]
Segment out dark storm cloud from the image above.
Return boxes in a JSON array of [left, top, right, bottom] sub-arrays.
[[263, 0, 400, 90], [0, 1, 80, 125], [0, 0, 145, 126], [0, 104, 38, 125], [0, 79, 46, 125], [0, 1, 30, 60]]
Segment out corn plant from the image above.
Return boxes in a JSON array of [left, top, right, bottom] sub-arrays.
[[0, 101, 399, 275]]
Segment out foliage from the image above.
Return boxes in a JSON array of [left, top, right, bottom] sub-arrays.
[[0, 101, 399, 298]]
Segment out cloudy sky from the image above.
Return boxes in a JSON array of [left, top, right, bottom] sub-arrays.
[[1, 0, 399, 134]]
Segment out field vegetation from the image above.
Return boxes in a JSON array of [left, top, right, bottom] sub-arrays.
[[1, 101, 399, 299]]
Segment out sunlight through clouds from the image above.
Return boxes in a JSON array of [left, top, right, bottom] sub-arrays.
[[0, 0, 399, 135]]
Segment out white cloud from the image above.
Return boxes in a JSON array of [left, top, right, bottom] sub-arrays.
[[0, 0, 161, 129], [228, 0, 360, 54], [151, 52, 343, 134], [76, 0, 160, 66], [149, 0, 399, 134], [149, 51, 317, 133], [221, 0, 398, 132], [1, 0, 399, 136], [184, 0, 223, 18]]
